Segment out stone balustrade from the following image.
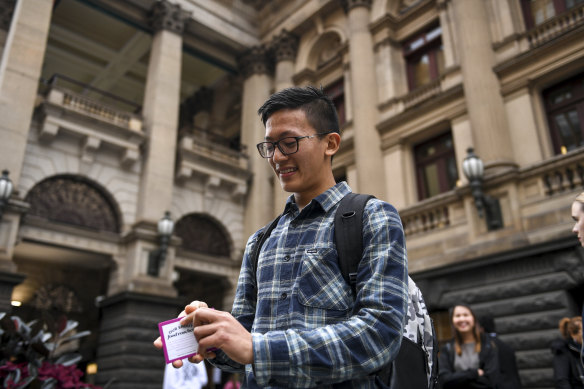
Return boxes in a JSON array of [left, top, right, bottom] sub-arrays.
[[39, 86, 145, 167], [526, 4, 584, 48]]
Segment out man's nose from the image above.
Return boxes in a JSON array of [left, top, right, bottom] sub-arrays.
[[272, 146, 288, 162]]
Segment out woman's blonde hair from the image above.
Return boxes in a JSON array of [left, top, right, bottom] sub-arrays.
[[558, 316, 582, 340], [576, 192, 584, 205]]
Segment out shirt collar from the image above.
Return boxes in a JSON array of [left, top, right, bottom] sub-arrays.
[[282, 181, 352, 215]]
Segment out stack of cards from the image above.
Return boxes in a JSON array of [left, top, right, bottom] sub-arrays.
[[158, 317, 199, 364]]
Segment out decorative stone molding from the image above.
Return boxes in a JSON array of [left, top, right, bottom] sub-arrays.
[[148, 0, 190, 35], [340, 0, 372, 13], [237, 45, 272, 79], [0, 0, 15, 31], [176, 134, 251, 201], [272, 29, 298, 63], [39, 87, 145, 168]]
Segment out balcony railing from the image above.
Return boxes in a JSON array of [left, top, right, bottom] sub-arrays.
[[403, 150, 584, 272], [526, 4, 584, 48]]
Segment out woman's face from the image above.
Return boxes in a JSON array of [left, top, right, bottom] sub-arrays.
[[572, 201, 584, 247], [452, 305, 475, 335]]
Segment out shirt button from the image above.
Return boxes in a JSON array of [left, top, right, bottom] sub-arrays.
[[284, 255, 290, 262], [280, 293, 287, 300]]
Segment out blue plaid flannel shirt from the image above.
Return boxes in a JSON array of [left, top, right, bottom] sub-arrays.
[[211, 182, 408, 388]]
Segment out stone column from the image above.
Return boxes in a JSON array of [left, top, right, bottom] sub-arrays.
[[0, 0, 52, 186], [95, 3, 188, 388], [0, 0, 51, 313], [342, 0, 386, 199], [450, 0, 515, 173], [239, 46, 274, 238], [271, 30, 298, 216], [136, 0, 187, 224]]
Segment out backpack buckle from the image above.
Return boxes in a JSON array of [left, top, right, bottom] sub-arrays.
[[348, 272, 358, 286]]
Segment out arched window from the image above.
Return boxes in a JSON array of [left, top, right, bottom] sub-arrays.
[[174, 214, 231, 257], [25, 175, 121, 233]]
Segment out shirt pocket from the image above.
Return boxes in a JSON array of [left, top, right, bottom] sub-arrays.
[[296, 247, 353, 311]]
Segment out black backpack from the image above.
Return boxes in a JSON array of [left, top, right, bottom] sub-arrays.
[[251, 193, 439, 389]]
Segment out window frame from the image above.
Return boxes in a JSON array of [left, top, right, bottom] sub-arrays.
[[543, 72, 584, 155], [403, 24, 444, 91], [413, 131, 459, 201], [324, 78, 346, 126]]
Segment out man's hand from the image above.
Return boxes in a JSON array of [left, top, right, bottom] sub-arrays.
[[153, 300, 209, 368], [181, 307, 253, 365]]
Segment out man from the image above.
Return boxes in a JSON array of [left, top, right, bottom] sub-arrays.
[[155, 86, 408, 388], [571, 192, 584, 368]]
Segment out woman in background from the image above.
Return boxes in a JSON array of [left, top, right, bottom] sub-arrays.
[[439, 304, 500, 388], [570, 192, 584, 370], [551, 316, 583, 389]]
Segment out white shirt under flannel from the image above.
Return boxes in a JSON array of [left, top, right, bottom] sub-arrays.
[[211, 182, 408, 388]]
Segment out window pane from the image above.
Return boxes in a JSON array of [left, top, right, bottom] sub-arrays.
[[413, 54, 431, 87], [423, 163, 441, 198], [554, 109, 582, 151], [567, 0, 584, 9], [446, 156, 459, 190], [530, 0, 556, 25], [550, 88, 573, 105], [426, 26, 442, 41]]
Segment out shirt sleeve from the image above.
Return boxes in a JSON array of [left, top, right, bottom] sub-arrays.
[[251, 199, 409, 387], [206, 231, 261, 374]]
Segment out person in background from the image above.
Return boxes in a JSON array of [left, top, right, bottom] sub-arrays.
[[479, 315, 522, 389], [163, 358, 208, 389], [570, 192, 584, 369], [439, 304, 501, 389], [551, 316, 584, 389], [222, 373, 241, 389]]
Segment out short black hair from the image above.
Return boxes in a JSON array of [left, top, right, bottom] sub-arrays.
[[257, 86, 340, 134]]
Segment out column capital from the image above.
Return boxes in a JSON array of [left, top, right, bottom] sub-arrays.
[[0, 0, 15, 31], [340, 0, 372, 13], [238, 45, 273, 79], [148, 0, 190, 35], [271, 29, 298, 63]]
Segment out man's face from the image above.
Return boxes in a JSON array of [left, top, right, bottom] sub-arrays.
[[572, 201, 584, 247], [264, 109, 333, 200]]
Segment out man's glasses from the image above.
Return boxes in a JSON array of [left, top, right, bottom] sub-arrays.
[[256, 132, 333, 158]]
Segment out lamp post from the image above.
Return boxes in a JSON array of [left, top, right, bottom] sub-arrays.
[[462, 148, 503, 231], [147, 211, 174, 276], [0, 170, 14, 221]]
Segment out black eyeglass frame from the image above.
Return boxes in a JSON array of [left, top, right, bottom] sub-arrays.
[[256, 131, 334, 158]]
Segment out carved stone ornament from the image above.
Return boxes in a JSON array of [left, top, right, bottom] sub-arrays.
[[272, 29, 299, 63], [149, 0, 190, 35], [0, 0, 15, 31], [340, 0, 372, 13], [175, 214, 230, 257], [33, 284, 83, 313], [25, 175, 120, 233], [238, 45, 273, 79]]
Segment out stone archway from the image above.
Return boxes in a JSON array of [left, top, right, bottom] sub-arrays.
[[24, 174, 121, 233], [174, 213, 232, 257]]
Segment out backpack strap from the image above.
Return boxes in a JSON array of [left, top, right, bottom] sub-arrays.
[[251, 215, 281, 276], [334, 193, 375, 295]]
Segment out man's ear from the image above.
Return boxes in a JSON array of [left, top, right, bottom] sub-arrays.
[[325, 132, 341, 157]]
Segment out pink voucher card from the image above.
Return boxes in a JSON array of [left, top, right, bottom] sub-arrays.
[[158, 317, 199, 364]]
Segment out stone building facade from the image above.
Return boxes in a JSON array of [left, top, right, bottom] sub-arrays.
[[0, 0, 582, 388]]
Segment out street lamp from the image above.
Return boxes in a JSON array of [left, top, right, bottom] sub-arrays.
[[462, 148, 504, 231], [0, 170, 14, 221], [147, 211, 174, 276]]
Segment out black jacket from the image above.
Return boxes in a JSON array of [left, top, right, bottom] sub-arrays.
[[439, 334, 501, 389], [551, 338, 584, 389], [488, 334, 522, 389]]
